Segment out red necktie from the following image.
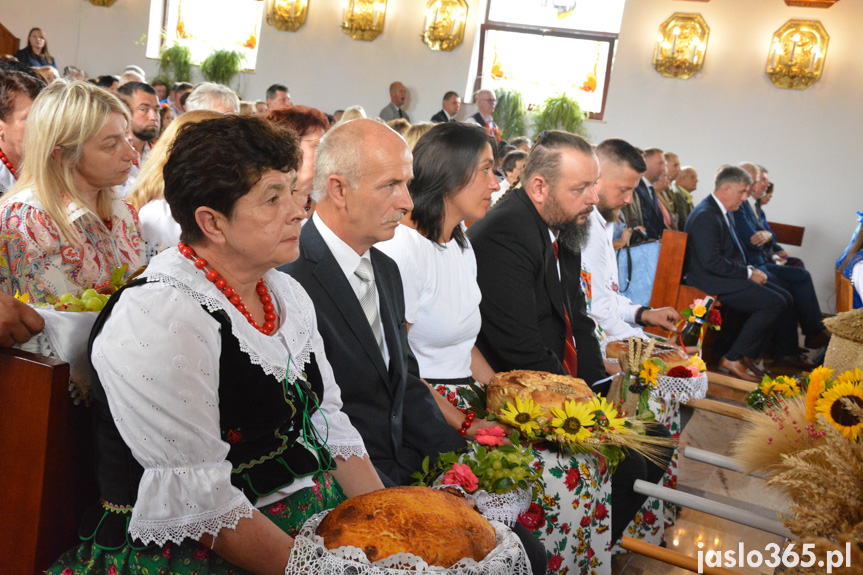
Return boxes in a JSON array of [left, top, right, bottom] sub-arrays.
[[552, 241, 579, 377]]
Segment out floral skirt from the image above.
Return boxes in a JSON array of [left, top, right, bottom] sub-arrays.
[[47, 473, 345, 575]]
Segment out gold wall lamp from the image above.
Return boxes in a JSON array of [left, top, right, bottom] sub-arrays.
[[766, 20, 828, 90], [421, 0, 468, 52], [652, 13, 709, 79], [341, 0, 387, 41], [266, 0, 309, 32]]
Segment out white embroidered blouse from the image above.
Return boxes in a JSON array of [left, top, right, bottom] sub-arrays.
[[91, 248, 367, 546]]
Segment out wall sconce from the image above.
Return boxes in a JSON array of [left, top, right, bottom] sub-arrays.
[[766, 20, 828, 90], [421, 0, 468, 52], [87, 0, 117, 6], [652, 13, 709, 79], [341, 0, 387, 41], [266, 0, 309, 32]]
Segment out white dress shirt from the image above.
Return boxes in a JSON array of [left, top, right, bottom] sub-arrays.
[[313, 212, 390, 365], [581, 209, 645, 341]]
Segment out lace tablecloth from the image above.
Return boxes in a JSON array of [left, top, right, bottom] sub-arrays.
[[286, 511, 530, 575]]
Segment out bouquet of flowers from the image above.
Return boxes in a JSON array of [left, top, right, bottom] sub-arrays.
[[619, 337, 667, 418], [745, 374, 803, 411], [677, 297, 721, 348], [412, 428, 541, 497], [731, 366, 863, 573]]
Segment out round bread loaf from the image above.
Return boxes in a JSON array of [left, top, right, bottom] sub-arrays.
[[316, 486, 496, 567], [605, 339, 689, 368], [487, 370, 594, 418]]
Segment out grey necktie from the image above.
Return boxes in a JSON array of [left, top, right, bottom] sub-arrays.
[[354, 258, 384, 355]]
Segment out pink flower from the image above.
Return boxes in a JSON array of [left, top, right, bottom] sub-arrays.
[[269, 501, 286, 515], [548, 554, 563, 572], [687, 365, 702, 377], [475, 426, 505, 446], [692, 298, 704, 307], [442, 463, 479, 492]]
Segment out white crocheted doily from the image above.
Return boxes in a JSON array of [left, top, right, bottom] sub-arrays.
[[430, 484, 531, 527], [285, 510, 530, 575], [652, 373, 708, 404]]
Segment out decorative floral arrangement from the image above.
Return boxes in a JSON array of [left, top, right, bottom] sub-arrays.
[[745, 374, 803, 410], [731, 365, 863, 573], [677, 298, 721, 348], [619, 337, 667, 418], [411, 428, 542, 496], [493, 392, 670, 470]]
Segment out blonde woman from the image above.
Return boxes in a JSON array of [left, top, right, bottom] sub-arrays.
[[0, 81, 143, 302], [337, 104, 366, 124], [403, 121, 435, 151], [127, 109, 221, 259]]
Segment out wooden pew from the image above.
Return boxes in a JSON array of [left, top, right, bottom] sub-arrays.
[[766, 221, 804, 247], [836, 268, 855, 313], [0, 348, 96, 575], [0, 21, 19, 57]]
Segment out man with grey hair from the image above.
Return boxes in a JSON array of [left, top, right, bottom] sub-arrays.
[[184, 82, 240, 114], [465, 89, 499, 138], [673, 166, 697, 228], [684, 165, 797, 381], [378, 81, 410, 122]]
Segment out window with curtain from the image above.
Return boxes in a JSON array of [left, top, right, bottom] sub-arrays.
[[146, 0, 264, 70], [477, 0, 625, 120]]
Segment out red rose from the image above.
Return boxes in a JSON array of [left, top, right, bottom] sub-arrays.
[[548, 554, 563, 572], [580, 515, 590, 527], [709, 308, 722, 327], [442, 462, 479, 492], [667, 366, 693, 378], [593, 502, 609, 521], [517, 502, 546, 530], [643, 510, 657, 525], [269, 501, 286, 515], [62, 570, 74, 575], [564, 467, 581, 491], [587, 547, 595, 560], [192, 545, 211, 561]]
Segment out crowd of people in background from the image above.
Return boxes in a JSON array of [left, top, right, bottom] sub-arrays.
[[0, 25, 854, 575]]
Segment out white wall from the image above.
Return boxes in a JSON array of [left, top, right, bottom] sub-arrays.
[[2, 0, 858, 310], [0, 0, 481, 120], [588, 0, 863, 312]]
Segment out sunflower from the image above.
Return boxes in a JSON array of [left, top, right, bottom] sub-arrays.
[[815, 382, 863, 441], [587, 396, 627, 434], [639, 360, 661, 387], [550, 400, 596, 443], [759, 375, 800, 398], [499, 396, 543, 435], [837, 368, 863, 386]]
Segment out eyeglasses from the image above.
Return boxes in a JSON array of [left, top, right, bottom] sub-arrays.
[[301, 138, 321, 144], [480, 98, 497, 103]]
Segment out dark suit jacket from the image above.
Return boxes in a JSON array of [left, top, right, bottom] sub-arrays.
[[634, 178, 665, 240], [430, 110, 450, 123], [683, 195, 751, 295], [279, 219, 465, 486], [733, 201, 772, 266], [468, 189, 607, 390]]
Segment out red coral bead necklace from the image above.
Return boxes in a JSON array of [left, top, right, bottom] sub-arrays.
[[0, 147, 18, 179], [178, 241, 278, 335]]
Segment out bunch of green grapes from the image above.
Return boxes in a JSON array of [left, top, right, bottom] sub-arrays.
[[477, 444, 541, 493], [52, 289, 111, 312]]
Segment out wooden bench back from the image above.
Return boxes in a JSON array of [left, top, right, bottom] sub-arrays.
[[836, 268, 855, 313], [0, 348, 95, 575], [0, 21, 19, 57]]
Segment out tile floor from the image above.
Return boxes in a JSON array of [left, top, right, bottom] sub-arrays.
[[612, 409, 789, 574]]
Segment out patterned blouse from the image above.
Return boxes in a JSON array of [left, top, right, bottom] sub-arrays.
[[0, 187, 145, 302]]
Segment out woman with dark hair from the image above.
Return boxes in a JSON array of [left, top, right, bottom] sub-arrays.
[[0, 69, 45, 196], [15, 28, 57, 69], [267, 105, 329, 218], [48, 115, 383, 575], [95, 74, 120, 94], [377, 122, 500, 418]]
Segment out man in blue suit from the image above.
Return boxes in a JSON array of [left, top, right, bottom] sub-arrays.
[[684, 166, 800, 381], [733, 163, 829, 351], [633, 148, 667, 240]]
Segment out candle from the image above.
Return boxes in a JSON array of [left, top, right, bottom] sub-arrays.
[[654, 33, 663, 61], [809, 46, 820, 74], [690, 38, 700, 64], [671, 26, 679, 57], [342, 0, 350, 21], [789, 33, 800, 63], [770, 39, 780, 69], [290, 0, 295, 18]]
